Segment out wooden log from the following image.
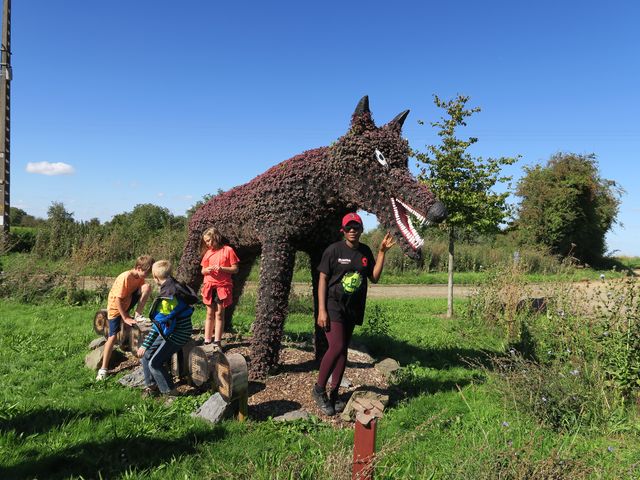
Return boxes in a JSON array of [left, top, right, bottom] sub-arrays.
[[93, 309, 109, 337], [188, 343, 217, 387], [130, 323, 152, 352], [116, 323, 131, 350], [214, 352, 248, 403], [171, 339, 197, 379]]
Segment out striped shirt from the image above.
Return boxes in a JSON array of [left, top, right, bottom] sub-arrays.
[[143, 311, 192, 348]]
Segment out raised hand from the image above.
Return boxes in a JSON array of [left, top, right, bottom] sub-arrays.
[[379, 232, 396, 253]]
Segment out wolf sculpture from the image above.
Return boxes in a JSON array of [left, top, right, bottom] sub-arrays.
[[178, 96, 447, 378]]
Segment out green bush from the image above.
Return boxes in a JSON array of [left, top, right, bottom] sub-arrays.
[[8, 227, 37, 253]]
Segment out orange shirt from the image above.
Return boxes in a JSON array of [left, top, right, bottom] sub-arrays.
[[107, 270, 146, 319], [201, 245, 240, 288]]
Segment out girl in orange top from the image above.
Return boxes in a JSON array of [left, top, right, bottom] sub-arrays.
[[200, 227, 240, 349]]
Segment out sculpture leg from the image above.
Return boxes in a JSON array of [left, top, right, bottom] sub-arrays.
[[309, 250, 328, 363], [224, 250, 257, 332], [249, 241, 296, 379], [176, 227, 205, 288]]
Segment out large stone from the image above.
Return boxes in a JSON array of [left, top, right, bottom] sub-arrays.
[[84, 345, 126, 371], [375, 358, 401, 378], [88, 337, 106, 350], [192, 393, 234, 424], [328, 374, 352, 388], [340, 391, 389, 422], [118, 366, 145, 388], [273, 409, 310, 422], [85, 346, 105, 370]]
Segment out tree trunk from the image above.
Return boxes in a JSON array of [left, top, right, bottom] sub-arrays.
[[447, 226, 455, 318]]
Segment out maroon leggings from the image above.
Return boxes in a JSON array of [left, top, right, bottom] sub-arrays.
[[317, 321, 355, 392]]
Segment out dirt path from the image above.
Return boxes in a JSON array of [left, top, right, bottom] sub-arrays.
[[78, 274, 637, 300], [283, 282, 477, 299], [78, 277, 476, 299]]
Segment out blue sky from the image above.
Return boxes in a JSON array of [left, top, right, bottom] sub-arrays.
[[9, 1, 640, 255]]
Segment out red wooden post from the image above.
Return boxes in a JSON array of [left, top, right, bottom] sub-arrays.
[[352, 417, 377, 480]]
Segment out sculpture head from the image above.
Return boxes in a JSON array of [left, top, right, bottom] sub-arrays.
[[328, 96, 447, 259]]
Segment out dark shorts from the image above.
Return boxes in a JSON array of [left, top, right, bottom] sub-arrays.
[[108, 289, 142, 337], [327, 309, 358, 326]]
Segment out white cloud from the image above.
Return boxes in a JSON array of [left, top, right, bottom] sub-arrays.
[[26, 161, 75, 176], [157, 192, 165, 198]]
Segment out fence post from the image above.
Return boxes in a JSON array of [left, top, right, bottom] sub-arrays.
[[351, 396, 385, 479]]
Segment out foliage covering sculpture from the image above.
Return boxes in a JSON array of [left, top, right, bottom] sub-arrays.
[[178, 96, 447, 378]]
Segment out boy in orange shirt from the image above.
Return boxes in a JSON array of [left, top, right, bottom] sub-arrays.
[[96, 255, 154, 380]]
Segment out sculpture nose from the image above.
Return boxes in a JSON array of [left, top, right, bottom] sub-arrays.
[[426, 201, 447, 224]]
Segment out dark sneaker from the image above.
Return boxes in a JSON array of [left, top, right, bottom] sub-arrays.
[[330, 390, 346, 413], [312, 385, 335, 416]]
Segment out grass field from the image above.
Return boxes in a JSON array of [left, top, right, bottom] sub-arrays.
[[1, 293, 639, 479]]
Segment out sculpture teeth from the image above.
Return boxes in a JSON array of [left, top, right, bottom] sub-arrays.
[[391, 198, 426, 250]]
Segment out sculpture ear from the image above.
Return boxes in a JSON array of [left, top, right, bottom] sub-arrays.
[[386, 110, 409, 133], [350, 95, 375, 133]]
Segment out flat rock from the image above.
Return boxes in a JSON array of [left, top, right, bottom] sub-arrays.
[[118, 366, 145, 388], [273, 409, 310, 422], [374, 358, 401, 378], [192, 393, 234, 424], [88, 337, 106, 350], [340, 391, 389, 422]]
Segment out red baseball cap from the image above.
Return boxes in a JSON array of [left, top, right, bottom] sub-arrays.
[[341, 212, 363, 228]]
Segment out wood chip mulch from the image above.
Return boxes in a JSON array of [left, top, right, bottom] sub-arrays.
[[228, 341, 390, 426], [113, 335, 391, 427]]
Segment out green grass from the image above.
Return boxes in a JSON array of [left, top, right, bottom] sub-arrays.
[[1, 294, 639, 478], [615, 256, 640, 269], [2, 252, 629, 285]]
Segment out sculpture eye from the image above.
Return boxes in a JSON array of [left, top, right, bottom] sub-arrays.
[[375, 149, 388, 167]]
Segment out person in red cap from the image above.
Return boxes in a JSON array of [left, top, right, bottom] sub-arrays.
[[312, 212, 395, 415]]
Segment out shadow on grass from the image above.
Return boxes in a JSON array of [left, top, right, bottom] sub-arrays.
[[0, 426, 225, 479], [250, 400, 302, 420], [0, 407, 123, 435], [355, 333, 498, 370]]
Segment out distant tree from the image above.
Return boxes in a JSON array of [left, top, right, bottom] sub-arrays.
[[414, 94, 517, 317], [34, 202, 77, 259], [515, 152, 622, 264], [9, 207, 26, 226], [110, 204, 173, 231]]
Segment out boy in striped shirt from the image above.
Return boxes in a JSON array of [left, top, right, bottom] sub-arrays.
[[137, 260, 194, 397]]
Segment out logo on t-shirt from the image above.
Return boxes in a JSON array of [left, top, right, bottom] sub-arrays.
[[362, 257, 368, 267], [338, 258, 351, 265], [341, 271, 363, 294]]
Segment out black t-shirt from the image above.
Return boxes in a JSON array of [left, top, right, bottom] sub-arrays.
[[318, 241, 376, 325]]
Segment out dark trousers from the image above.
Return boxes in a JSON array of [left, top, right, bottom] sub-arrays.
[[141, 336, 181, 393], [316, 321, 355, 392]]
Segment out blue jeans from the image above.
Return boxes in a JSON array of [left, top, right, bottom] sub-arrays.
[[141, 336, 181, 394]]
